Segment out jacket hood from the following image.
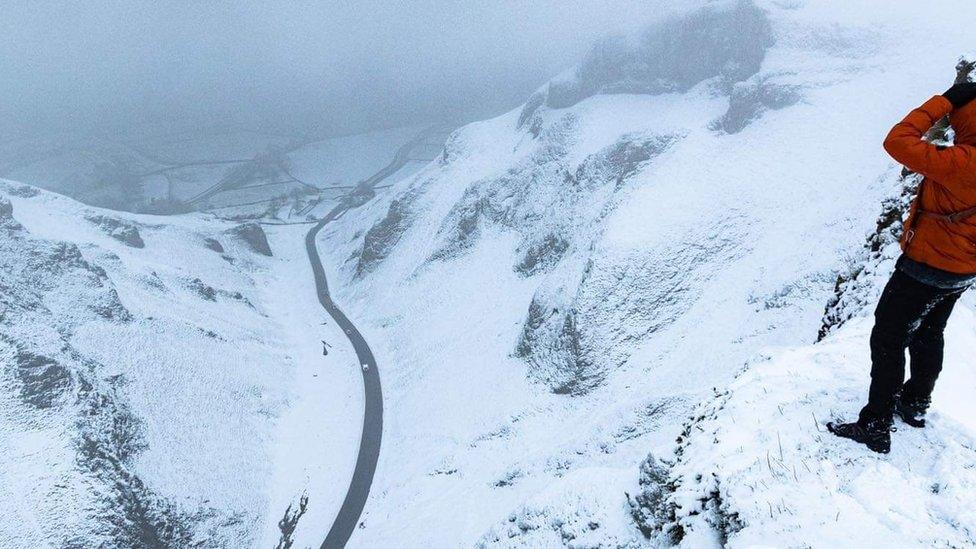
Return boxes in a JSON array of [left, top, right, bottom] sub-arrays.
[[951, 100, 976, 145]]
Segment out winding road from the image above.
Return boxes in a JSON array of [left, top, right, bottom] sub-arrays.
[[303, 125, 451, 548], [306, 205, 383, 549]]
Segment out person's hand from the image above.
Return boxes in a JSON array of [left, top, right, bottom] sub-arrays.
[[943, 82, 976, 109]]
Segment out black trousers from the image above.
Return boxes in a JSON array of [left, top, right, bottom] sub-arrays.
[[860, 269, 965, 421]]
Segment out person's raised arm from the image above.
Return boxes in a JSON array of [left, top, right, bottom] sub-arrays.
[[883, 83, 976, 182]]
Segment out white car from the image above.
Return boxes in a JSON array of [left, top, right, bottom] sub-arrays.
[[361, 363, 369, 371]]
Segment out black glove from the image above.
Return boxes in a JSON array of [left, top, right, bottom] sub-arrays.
[[943, 82, 976, 109]]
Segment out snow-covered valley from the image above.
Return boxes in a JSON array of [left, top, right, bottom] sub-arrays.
[[2, 0, 976, 547], [0, 181, 365, 547]]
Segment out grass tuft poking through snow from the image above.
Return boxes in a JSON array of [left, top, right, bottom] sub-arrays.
[[658, 315, 976, 548]]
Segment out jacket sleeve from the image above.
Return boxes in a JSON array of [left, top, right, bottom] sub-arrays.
[[883, 95, 973, 183]]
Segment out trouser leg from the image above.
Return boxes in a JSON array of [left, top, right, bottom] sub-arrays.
[[902, 289, 963, 401], [860, 270, 950, 421]]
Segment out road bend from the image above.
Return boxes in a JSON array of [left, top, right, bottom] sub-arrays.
[[306, 204, 383, 549]]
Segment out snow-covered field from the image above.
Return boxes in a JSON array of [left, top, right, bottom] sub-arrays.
[[0, 125, 434, 215], [2, 0, 976, 547]]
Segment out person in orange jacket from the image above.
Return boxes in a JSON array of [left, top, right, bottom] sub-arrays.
[[828, 82, 976, 453]]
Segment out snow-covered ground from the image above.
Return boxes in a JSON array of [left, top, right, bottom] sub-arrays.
[[0, 125, 434, 215], [310, 1, 976, 546], [3, 0, 976, 547], [0, 181, 361, 547], [660, 305, 976, 548]]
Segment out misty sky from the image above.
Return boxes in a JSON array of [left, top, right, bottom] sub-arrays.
[[0, 1, 662, 139]]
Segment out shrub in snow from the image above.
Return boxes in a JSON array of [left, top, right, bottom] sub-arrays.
[[658, 331, 976, 547], [627, 454, 678, 541], [477, 468, 639, 547]]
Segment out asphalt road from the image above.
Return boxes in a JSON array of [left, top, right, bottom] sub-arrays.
[[307, 126, 450, 547], [306, 205, 383, 549]]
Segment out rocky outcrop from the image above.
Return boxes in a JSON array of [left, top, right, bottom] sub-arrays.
[[13, 349, 72, 409], [519, 0, 773, 126], [710, 75, 801, 134], [355, 189, 421, 277], [204, 237, 225, 253], [86, 214, 145, 248], [424, 124, 685, 393], [228, 222, 273, 257], [514, 234, 569, 277], [0, 196, 23, 232]]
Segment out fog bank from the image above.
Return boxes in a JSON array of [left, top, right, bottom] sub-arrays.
[[0, 1, 673, 139]]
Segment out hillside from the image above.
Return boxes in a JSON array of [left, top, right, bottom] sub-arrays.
[[313, 0, 976, 546], [3, 0, 976, 547], [0, 181, 361, 547]]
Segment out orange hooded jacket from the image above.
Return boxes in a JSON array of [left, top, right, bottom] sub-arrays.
[[884, 95, 976, 274]]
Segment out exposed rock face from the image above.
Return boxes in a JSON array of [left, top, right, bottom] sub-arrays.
[[516, 218, 741, 394], [86, 214, 145, 248], [514, 234, 569, 277], [0, 190, 216, 547], [204, 237, 225, 253], [0, 196, 14, 218], [520, 0, 773, 123], [229, 222, 273, 257], [0, 197, 22, 232], [427, 114, 584, 263], [414, 104, 692, 393], [819, 169, 919, 340], [13, 350, 72, 409], [355, 189, 421, 277], [710, 76, 801, 134], [189, 277, 218, 301], [4, 184, 40, 198]]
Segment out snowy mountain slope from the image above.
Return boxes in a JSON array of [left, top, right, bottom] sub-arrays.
[[0, 181, 360, 547], [650, 307, 976, 548], [312, 1, 976, 546]]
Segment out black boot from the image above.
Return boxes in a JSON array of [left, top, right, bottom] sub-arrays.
[[826, 417, 892, 454], [893, 391, 930, 428]]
